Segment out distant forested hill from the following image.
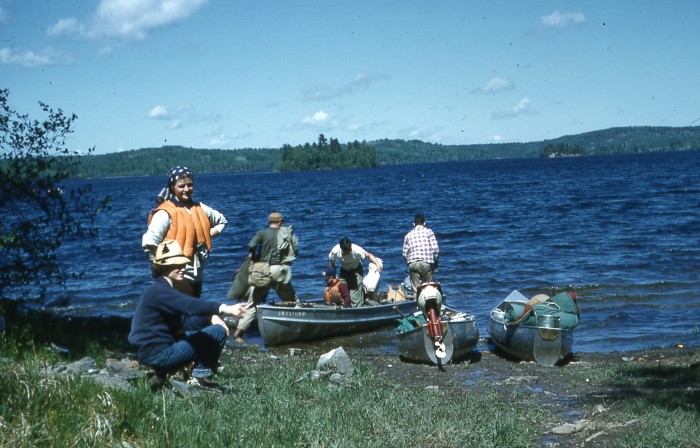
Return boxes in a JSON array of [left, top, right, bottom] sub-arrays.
[[373, 125, 700, 164], [69, 125, 700, 178], [73, 146, 280, 178]]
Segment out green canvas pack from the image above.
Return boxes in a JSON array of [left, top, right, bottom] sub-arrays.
[[277, 225, 298, 264], [228, 258, 251, 299], [504, 299, 579, 330], [395, 313, 427, 333]]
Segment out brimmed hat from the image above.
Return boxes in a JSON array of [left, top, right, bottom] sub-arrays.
[[324, 270, 336, 281], [268, 212, 283, 223], [154, 240, 191, 266]]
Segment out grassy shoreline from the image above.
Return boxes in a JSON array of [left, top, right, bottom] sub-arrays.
[[1, 306, 698, 447]]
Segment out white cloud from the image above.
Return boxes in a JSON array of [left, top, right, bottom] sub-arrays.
[[49, 0, 208, 41], [208, 130, 252, 148], [542, 11, 586, 28], [490, 135, 503, 142], [98, 45, 114, 56], [301, 110, 329, 124], [168, 119, 183, 129], [47, 18, 86, 37], [299, 73, 388, 102], [0, 47, 70, 68], [209, 134, 230, 147], [492, 98, 535, 119], [299, 85, 336, 102], [475, 77, 514, 94], [148, 103, 223, 138], [398, 125, 444, 143], [148, 105, 169, 119]]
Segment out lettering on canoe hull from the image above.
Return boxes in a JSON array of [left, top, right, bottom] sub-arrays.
[[276, 310, 311, 317]]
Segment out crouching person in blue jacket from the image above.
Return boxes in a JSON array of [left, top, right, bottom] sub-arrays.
[[129, 240, 244, 386]]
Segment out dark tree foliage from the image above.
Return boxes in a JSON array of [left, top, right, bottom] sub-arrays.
[[276, 135, 378, 171], [0, 89, 109, 302], [72, 145, 281, 178], [372, 127, 700, 165]]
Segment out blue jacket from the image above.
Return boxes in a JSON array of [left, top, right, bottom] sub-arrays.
[[129, 277, 222, 361]]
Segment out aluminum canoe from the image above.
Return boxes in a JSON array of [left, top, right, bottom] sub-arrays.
[[396, 307, 479, 366], [487, 290, 574, 366], [257, 299, 418, 346]]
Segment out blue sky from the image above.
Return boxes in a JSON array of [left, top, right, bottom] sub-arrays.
[[1, 1, 698, 154]]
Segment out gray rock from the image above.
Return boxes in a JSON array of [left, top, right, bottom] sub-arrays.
[[316, 347, 354, 377], [550, 419, 591, 435]]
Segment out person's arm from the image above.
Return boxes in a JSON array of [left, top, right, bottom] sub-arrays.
[[142, 210, 170, 259], [219, 302, 245, 317], [431, 231, 439, 270], [328, 246, 338, 271], [366, 252, 382, 272], [402, 234, 410, 262], [247, 231, 262, 259], [201, 202, 227, 237]]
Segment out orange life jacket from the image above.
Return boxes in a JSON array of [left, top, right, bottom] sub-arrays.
[[148, 201, 212, 259], [324, 280, 344, 305]]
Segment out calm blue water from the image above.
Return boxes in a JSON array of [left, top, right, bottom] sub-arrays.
[[52, 150, 700, 353]]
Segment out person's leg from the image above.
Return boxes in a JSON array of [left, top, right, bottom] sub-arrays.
[[142, 340, 197, 374], [418, 261, 434, 284], [234, 285, 270, 340], [408, 263, 421, 292], [185, 324, 227, 376], [271, 265, 296, 301], [409, 261, 433, 290], [350, 271, 365, 307]]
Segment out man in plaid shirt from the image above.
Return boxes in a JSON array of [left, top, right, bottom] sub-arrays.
[[402, 213, 439, 292]]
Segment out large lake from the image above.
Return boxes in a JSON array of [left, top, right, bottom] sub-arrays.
[[54, 150, 700, 353]]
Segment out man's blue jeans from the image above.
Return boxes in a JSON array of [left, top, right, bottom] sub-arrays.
[[143, 325, 227, 374]]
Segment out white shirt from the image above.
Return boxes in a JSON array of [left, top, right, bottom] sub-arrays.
[[328, 243, 366, 270]]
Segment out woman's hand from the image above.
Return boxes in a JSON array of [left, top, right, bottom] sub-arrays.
[[219, 302, 245, 317], [211, 314, 230, 336]]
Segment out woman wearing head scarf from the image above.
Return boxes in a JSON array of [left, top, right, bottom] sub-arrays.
[[129, 240, 244, 385], [142, 166, 227, 297]]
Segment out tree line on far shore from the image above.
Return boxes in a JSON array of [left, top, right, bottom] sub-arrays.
[[64, 126, 700, 179]]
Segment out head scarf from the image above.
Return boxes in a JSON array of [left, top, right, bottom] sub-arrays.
[[168, 166, 193, 187]]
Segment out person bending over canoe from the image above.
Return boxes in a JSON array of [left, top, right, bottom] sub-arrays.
[[328, 237, 382, 307], [129, 240, 244, 385]]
